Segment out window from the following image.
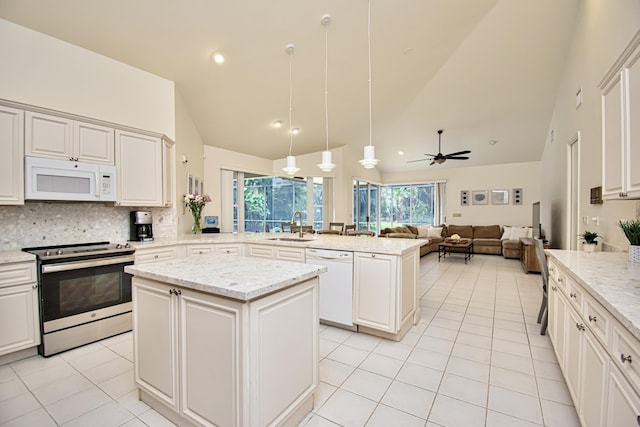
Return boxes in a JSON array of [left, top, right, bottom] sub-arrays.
[[232, 175, 325, 232], [355, 181, 445, 231]]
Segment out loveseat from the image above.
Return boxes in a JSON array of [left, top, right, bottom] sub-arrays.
[[379, 224, 531, 259]]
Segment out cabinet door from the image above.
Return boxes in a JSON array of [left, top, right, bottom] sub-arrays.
[[353, 253, 397, 333], [624, 48, 640, 197], [607, 365, 640, 427], [187, 245, 215, 256], [132, 278, 178, 410], [216, 244, 243, 255], [602, 74, 624, 200], [579, 331, 609, 427], [246, 244, 274, 259], [0, 106, 24, 205], [25, 111, 73, 160], [564, 305, 584, 404], [179, 289, 241, 427], [134, 246, 181, 264], [162, 138, 174, 207], [274, 246, 305, 262], [74, 121, 114, 165], [115, 130, 163, 206], [548, 283, 566, 365], [0, 283, 40, 355]]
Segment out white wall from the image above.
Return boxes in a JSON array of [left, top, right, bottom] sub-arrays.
[[384, 161, 541, 228], [0, 19, 175, 138], [541, 0, 640, 250]]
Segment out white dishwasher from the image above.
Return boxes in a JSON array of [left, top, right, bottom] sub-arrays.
[[305, 248, 355, 330]]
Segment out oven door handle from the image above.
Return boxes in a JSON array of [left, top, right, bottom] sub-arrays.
[[41, 255, 135, 273]]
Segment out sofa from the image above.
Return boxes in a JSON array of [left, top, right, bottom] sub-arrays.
[[379, 224, 530, 259]]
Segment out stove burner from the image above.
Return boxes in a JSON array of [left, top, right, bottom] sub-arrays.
[[23, 241, 134, 261]]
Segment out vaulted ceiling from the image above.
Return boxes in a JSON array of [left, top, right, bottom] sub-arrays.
[[0, 0, 579, 172]]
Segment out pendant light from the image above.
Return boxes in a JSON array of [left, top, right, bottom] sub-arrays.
[[282, 44, 300, 176], [317, 14, 336, 173], [359, 0, 379, 169]]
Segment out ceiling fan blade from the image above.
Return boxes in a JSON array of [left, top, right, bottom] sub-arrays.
[[429, 160, 436, 166], [406, 158, 431, 163], [446, 156, 470, 160], [445, 150, 471, 157], [424, 153, 438, 157]]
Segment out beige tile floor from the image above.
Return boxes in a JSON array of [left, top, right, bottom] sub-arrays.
[[0, 254, 581, 426]]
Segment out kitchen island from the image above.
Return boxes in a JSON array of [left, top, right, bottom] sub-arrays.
[[132, 233, 424, 341], [125, 255, 326, 427]]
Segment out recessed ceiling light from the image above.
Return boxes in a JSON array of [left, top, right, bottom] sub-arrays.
[[398, 151, 404, 156], [272, 120, 283, 128], [211, 52, 225, 64], [291, 128, 300, 135], [489, 140, 498, 146]]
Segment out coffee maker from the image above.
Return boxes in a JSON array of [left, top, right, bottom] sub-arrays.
[[130, 211, 154, 241]]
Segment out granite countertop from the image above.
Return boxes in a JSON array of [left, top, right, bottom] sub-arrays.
[[131, 232, 425, 255], [545, 250, 640, 341], [125, 254, 326, 301], [0, 250, 36, 264]]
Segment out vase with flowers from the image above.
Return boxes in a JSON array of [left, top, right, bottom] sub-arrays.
[[184, 193, 211, 234]]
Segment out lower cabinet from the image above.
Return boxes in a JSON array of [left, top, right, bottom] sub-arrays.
[[187, 243, 243, 257], [132, 275, 319, 427], [245, 244, 305, 262], [548, 259, 640, 427], [0, 261, 39, 356], [134, 245, 184, 264], [353, 250, 418, 340]]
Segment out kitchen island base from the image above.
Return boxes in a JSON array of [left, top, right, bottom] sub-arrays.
[[132, 275, 319, 427]]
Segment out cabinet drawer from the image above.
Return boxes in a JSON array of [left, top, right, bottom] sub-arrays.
[[216, 245, 242, 255], [548, 261, 567, 292], [566, 279, 583, 312], [0, 262, 36, 287], [612, 323, 640, 396], [583, 293, 611, 346], [187, 246, 215, 256], [135, 247, 179, 264]]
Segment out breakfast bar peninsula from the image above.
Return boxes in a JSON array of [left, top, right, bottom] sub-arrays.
[[125, 255, 326, 427]]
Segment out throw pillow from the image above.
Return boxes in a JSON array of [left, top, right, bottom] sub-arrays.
[[417, 226, 430, 238], [501, 226, 513, 240], [427, 226, 443, 238], [510, 226, 530, 240]]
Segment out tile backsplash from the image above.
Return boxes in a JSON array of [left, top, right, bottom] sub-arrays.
[[0, 202, 176, 251]]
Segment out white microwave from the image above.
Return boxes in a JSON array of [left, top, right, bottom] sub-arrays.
[[25, 156, 117, 202]]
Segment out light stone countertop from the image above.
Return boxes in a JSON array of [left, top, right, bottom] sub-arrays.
[[131, 232, 425, 255], [545, 250, 640, 341], [0, 250, 36, 264], [125, 254, 326, 301]]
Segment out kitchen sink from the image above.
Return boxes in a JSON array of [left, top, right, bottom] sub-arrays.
[[267, 237, 315, 242]]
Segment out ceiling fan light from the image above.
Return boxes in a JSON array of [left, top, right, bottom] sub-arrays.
[[359, 145, 379, 169], [317, 150, 335, 172], [282, 155, 300, 175]]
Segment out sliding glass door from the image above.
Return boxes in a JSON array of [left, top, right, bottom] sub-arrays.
[[353, 180, 380, 233]]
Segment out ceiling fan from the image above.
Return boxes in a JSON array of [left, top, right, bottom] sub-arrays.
[[407, 129, 471, 165]]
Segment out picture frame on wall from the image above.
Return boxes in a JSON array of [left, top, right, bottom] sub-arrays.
[[472, 190, 489, 205], [188, 174, 194, 194], [491, 189, 509, 205], [194, 178, 200, 194]]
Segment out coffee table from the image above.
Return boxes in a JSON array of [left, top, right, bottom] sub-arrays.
[[438, 240, 474, 264]]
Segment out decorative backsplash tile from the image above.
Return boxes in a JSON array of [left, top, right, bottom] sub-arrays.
[[0, 202, 177, 251]]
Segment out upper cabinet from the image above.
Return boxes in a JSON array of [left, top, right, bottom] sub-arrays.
[[601, 30, 640, 200], [25, 111, 115, 165], [0, 106, 25, 205], [115, 130, 174, 207]]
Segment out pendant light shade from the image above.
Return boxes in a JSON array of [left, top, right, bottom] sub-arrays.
[[282, 44, 300, 176], [317, 14, 336, 173], [359, 0, 379, 169]]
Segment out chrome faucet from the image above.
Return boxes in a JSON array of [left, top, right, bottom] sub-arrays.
[[291, 211, 303, 238]]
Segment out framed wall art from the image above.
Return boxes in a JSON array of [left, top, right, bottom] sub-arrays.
[[491, 189, 509, 205], [472, 190, 488, 205]]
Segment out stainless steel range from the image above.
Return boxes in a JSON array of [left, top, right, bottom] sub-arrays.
[[23, 241, 135, 357]]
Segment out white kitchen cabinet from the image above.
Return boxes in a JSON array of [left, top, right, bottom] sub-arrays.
[[162, 137, 174, 208], [186, 243, 243, 257], [600, 30, 640, 200], [547, 257, 640, 427], [115, 130, 165, 207], [133, 275, 318, 427], [353, 249, 418, 340], [0, 106, 24, 205], [0, 260, 39, 356], [25, 111, 114, 165]]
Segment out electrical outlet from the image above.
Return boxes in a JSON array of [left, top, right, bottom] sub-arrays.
[[591, 216, 600, 226], [583, 216, 589, 225]]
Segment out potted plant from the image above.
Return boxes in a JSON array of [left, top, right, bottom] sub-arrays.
[[618, 219, 640, 262], [580, 231, 599, 252]]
